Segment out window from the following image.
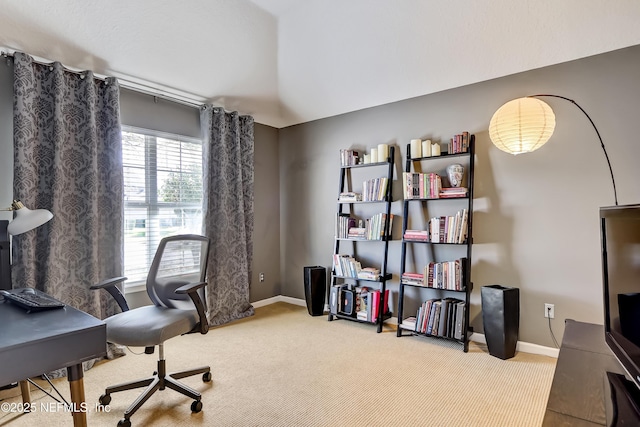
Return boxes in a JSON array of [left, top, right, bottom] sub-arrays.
[[122, 126, 203, 288]]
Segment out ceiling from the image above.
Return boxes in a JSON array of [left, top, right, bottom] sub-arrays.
[[1, 0, 640, 128]]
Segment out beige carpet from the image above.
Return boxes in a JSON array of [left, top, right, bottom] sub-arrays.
[[0, 303, 556, 426]]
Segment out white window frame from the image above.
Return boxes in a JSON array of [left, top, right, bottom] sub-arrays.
[[121, 125, 203, 293]]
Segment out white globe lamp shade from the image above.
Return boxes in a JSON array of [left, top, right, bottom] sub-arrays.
[[489, 97, 556, 155]]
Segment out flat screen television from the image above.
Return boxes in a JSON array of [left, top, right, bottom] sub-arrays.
[[601, 204, 640, 390]]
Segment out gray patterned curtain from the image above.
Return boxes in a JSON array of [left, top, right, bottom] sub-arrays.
[[200, 106, 254, 325], [12, 52, 123, 323]]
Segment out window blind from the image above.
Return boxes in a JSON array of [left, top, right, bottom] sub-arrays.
[[122, 127, 203, 286]]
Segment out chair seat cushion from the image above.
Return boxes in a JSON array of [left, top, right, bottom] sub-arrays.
[[104, 305, 199, 347]]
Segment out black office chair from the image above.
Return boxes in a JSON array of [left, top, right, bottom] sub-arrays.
[[91, 234, 212, 427]]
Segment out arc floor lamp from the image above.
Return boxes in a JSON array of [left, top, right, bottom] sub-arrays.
[[488, 94, 618, 206]]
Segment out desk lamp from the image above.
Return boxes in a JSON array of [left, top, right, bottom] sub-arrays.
[[0, 200, 53, 291], [2, 200, 53, 235]]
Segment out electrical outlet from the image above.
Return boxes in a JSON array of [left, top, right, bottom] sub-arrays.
[[545, 303, 555, 319], [259, 272, 265, 282]]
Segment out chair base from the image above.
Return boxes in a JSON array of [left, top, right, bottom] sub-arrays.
[[99, 358, 211, 424]]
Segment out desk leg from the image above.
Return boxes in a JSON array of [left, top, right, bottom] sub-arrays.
[[19, 380, 31, 408], [67, 365, 87, 427]]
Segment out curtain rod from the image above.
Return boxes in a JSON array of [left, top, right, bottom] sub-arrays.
[[0, 49, 206, 110]]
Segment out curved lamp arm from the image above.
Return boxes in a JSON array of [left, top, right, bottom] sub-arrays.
[[490, 95, 618, 206], [531, 94, 618, 206]]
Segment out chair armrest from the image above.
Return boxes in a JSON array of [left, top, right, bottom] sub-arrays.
[[90, 276, 130, 312], [175, 281, 208, 334], [175, 281, 207, 294]]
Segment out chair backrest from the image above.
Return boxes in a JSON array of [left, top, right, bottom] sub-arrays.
[[146, 234, 210, 310]]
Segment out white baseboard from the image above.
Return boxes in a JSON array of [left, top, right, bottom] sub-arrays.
[[252, 295, 306, 308], [469, 332, 559, 358], [252, 296, 559, 358]]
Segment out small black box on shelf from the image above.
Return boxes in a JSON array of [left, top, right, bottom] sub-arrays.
[[340, 288, 356, 317]]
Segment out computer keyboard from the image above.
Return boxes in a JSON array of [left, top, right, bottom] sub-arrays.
[[0, 289, 65, 312]]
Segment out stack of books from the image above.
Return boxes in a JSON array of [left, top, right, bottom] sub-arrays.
[[347, 227, 367, 239], [401, 272, 424, 286], [357, 267, 380, 281], [403, 229, 429, 241], [439, 187, 468, 198], [338, 192, 362, 202]]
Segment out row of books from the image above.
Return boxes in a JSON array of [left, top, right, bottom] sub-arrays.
[[336, 213, 394, 240], [340, 149, 359, 166], [329, 285, 390, 322], [402, 172, 442, 199], [362, 177, 389, 201], [400, 258, 466, 291], [403, 209, 468, 244], [447, 131, 471, 155], [401, 298, 466, 339], [332, 254, 381, 280]]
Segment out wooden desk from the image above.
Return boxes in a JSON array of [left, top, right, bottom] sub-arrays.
[[543, 319, 625, 426], [0, 290, 106, 426]]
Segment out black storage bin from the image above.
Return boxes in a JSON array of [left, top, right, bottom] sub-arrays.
[[481, 285, 520, 360], [304, 266, 326, 316]]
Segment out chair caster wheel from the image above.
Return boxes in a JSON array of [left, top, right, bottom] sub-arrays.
[[202, 372, 212, 382], [117, 418, 131, 427], [99, 394, 112, 405], [191, 400, 203, 413]]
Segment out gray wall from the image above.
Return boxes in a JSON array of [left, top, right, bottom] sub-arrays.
[[0, 63, 281, 305], [279, 44, 640, 348], [252, 123, 281, 302]]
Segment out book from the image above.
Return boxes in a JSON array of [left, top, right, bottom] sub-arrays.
[[401, 316, 417, 331], [329, 285, 340, 314], [370, 290, 380, 321], [454, 301, 466, 340], [427, 300, 440, 335], [369, 289, 390, 321], [438, 299, 450, 337]]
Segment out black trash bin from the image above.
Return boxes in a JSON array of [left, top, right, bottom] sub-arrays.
[[304, 266, 326, 316], [481, 285, 520, 360]]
